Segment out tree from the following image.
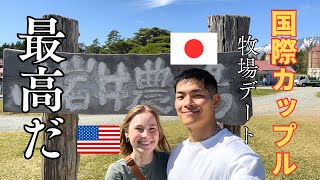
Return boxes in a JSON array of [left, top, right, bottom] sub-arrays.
[[87, 38, 101, 54], [105, 30, 122, 47], [100, 30, 125, 54], [132, 27, 170, 46], [0, 41, 25, 58], [129, 43, 170, 54], [2, 43, 9, 48], [104, 40, 138, 54], [148, 35, 170, 44], [293, 51, 307, 74], [129, 35, 170, 54], [0, 45, 3, 59], [15, 41, 26, 50], [78, 42, 87, 53], [260, 52, 266, 60], [292, 44, 316, 74]]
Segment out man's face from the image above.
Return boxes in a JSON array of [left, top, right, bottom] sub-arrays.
[[175, 80, 220, 129]]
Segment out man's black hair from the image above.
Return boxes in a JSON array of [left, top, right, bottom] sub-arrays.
[[174, 68, 218, 95]]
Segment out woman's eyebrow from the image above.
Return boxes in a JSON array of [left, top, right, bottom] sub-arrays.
[[132, 124, 143, 127]]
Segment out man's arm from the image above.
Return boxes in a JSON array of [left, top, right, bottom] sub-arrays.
[[229, 153, 266, 180]]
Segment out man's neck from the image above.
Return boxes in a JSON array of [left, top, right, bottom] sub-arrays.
[[188, 123, 220, 142]]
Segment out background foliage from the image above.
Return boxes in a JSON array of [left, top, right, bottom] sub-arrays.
[[0, 27, 317, 75], [0, 27, 170, 58], [82, 27, 170, 55]]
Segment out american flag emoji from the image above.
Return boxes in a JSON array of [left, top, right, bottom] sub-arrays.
[[77, 125, 120, 154]]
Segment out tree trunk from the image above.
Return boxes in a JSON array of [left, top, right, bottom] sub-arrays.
[[41, 14, 80, 180], [208, 15, 250, 136]]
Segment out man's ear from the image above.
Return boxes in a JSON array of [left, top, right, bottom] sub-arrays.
[[212, 94, 221, 109]]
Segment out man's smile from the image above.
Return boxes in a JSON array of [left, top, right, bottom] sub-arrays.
[[181, 107, 201, 114]]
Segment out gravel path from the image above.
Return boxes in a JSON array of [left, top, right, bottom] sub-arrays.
[[1, 87, 319, 132], [253, 86, 320, 116]]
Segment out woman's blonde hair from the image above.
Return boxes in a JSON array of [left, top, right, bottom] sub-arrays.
[[120, 105, 170, 156]]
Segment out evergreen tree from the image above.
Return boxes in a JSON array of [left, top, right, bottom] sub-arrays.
[[78, 42, 88, 53], [0, 41, 25, 58], [260, 53, 266, 60], [87, 38, 101, 54], [129, 35, 170, 54], [292, 44, 316, 74], [132, 27, 170, 46], [105, 30, 122, 47], [105, 40, 137, 54]]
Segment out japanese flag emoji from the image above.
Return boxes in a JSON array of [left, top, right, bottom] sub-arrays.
[[170, 33, 218, 65]]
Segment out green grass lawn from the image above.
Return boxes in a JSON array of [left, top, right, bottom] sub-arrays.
[[251, 88, 279, 97], [0, 115, 319, 179], [244, 115, 320, 180]]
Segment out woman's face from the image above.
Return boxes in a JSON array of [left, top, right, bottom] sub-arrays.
[[126, 111, 160, 155]]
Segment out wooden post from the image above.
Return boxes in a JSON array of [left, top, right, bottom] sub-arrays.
[[208, 15, 250, 136], [41, 14, 80, 180]]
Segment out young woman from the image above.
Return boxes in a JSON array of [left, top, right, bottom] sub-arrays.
[[105, 105, 170, 180]]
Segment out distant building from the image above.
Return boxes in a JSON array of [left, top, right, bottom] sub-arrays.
[[255, 54, 296, 85], [308, 45, 320, 79]]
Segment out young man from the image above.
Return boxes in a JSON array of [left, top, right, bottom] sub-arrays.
[[167, 68, 265, 180]]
